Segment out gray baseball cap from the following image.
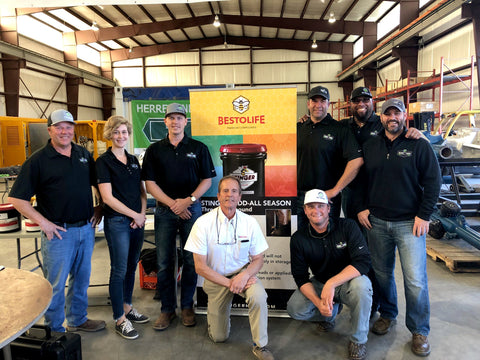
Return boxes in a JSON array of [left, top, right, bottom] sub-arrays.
[[381, 98, 406, 114], [47, 109, 75, 127], [165, 103, 187, 118]]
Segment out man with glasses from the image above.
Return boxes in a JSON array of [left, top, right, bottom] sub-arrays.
[[185, 175, 273, 360], [142, 102, 216, 331]]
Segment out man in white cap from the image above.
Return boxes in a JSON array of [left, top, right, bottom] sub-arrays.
[[356, 98, 441, 356], [142, 102, 216, 330], [287, 189, 372, 360], [8, 109, 105, 333]]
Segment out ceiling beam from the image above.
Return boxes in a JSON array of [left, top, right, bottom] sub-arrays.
[[71, 15, 368, 45], [0, 39, 116, 87], [107, 36, 344, 62]]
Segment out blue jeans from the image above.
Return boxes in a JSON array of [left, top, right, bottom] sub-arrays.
[[154, 202, 201, 312], [41, 223, 95, 332], [104, 215, 144, 320], [287, 276, 372, 344], [367, 215, 430, 336]]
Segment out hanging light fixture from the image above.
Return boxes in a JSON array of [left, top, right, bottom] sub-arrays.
[[129, 45, 133, 53], [328, 12, 336, 23], [311, 39, 318, 49], [91, 20, 99, 31], [213, 15, 221, 27], [224, 32, 228, 49]]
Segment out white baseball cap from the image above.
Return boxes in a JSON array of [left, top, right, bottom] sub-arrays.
[[304, 189, 329, 205]]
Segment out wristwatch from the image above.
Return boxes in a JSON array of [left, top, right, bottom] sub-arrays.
[[190, 195, 196, 202]]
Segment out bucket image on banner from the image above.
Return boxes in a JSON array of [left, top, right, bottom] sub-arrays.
[[220, 143, 267, 197]]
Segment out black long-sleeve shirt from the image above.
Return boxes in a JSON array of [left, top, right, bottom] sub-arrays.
[[290, 218, 371, 288], [359, 129, 441, 221]]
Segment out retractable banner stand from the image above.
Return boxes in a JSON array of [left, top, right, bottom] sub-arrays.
[[189, 86, 297, 313]]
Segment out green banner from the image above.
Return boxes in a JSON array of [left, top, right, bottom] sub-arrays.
[[131, 100, 190, 149]]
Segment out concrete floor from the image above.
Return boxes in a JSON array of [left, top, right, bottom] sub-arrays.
[[1, 233, 480, 360]]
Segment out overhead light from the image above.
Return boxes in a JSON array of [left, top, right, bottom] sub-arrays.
[[129, 45, 133, 53], [213, 15, 221, 27], [224, 41, 228, 49], [311, 39, 318, 49], [328, 12, 336, 23], [91, 21, 99, 31]]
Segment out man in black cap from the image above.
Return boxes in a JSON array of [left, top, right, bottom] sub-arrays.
[[340, 87, 425, 219], [356, 98, 441, 357], [8, 109, 105, 333], [297, 86, 363, 228], [142, 102, 216, 331]]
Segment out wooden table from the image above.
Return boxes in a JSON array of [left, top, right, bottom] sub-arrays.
[[0, 267, 52, 360]]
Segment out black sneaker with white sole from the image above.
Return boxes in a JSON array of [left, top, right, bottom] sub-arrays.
[[116, 319, 139, 340], [126, 308, 150, 324]]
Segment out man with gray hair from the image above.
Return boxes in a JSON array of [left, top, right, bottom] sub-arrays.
[[185, 175, 273, 360], [8, 109, 105, 333]]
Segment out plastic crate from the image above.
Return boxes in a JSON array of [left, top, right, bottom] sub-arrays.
[[139, 260, 157, 289]]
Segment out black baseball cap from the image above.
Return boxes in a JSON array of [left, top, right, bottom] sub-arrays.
[[308, 86, 330, 101], [351, 87, 372, 100]]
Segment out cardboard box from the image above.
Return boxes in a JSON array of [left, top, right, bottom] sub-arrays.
[[408, 102, 438, 113], [401, 77, 417, 87], [387, 81, 399, 92]]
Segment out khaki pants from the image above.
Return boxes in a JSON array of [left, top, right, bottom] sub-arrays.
[[203, 277, 269, 347]]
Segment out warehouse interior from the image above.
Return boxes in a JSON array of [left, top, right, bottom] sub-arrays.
[[1, 0, 480, 359]]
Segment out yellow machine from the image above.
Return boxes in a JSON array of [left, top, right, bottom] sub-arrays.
[[0, 116, 111, 167]]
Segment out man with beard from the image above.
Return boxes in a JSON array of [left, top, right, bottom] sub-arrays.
[[287, 189, 372, 360], [297, 86, 363, 228], [340, 87, 423, 221], [356, 98, 441, 357]]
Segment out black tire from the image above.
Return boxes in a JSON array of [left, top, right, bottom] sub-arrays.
[[440, 201, 461, 218], [428, 219, 445, 239]]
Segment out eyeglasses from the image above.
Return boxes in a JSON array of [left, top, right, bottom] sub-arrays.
[[351, 97, 372, 104], [216, 208, 238, 245]]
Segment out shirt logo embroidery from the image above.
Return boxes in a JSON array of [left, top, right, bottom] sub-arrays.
[[369, 130, 379, 136], [186, 152, 197, 159], [323, 134, 334, 141], [79, 157, 88, 163], [397, 149, 412, 158], [131, 164, 139, 169], [336, 241, 347, 249]]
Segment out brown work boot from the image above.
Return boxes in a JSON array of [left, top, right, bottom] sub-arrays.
[[372, 317, 395, 335], [252, 345, 274, 360], [412, 334, 431, 356], [181, 308, 196, 327], [67, 319, 106, 332], [348, 341, 367, 360], [152, 312, 176, 331]]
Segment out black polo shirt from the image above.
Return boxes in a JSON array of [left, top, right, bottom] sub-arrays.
[[290, 218, 371, 288], [96, 148, 142, 218], [339, 112, 383, 146], [141, 135, 216, 199], [9, 140, 95, 223], [297, 114, 362, 191]]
